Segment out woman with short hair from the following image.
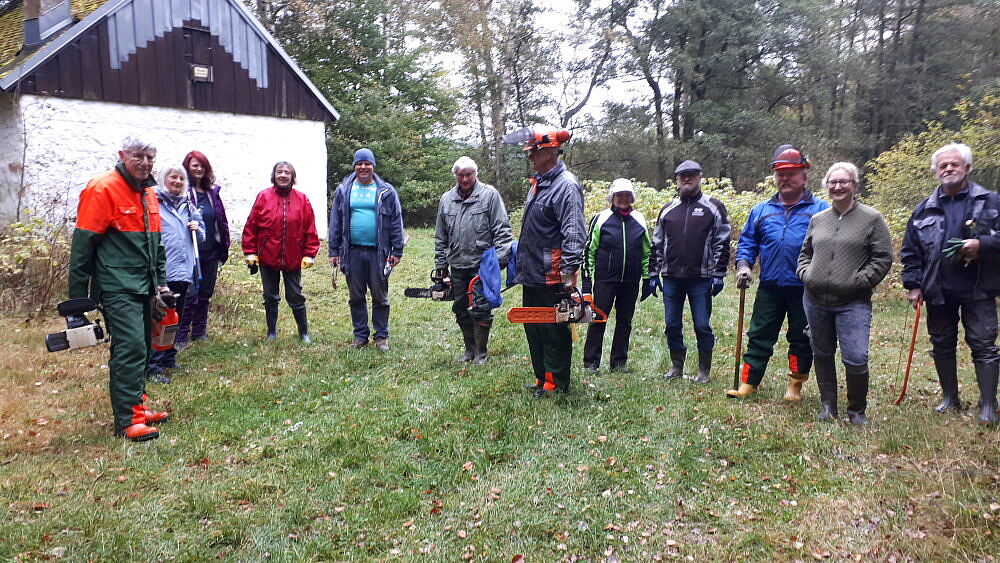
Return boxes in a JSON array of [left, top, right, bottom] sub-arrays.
[[242, 162, 320, 342], [147, 165, 204, 382], [797, 162, 893, 425]]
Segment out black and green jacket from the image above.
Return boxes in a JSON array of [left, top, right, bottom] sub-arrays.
[[583, 207, 651, 284]]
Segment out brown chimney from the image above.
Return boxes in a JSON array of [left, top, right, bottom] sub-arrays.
[[23, 0, 72, 48]]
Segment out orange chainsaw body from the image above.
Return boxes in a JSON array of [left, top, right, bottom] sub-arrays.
[[507, 293, 608, 324]]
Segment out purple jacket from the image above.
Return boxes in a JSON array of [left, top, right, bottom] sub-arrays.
[[188, 184, 231, 263]]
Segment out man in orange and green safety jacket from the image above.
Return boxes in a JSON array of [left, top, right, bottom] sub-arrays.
[[68, 136, 171, 442]]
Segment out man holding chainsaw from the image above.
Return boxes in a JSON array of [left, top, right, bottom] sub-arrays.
[[507, 126, 586, 397], [728, 145, 828, 400], [433, 156, 513, 365], [900, 143, 999, 424], [68, 136, 172, 442], [649, 160, 731, 384]]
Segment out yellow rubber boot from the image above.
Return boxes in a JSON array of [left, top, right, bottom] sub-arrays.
[[783, 372, 809, 402], [726, 383, 758, 398]]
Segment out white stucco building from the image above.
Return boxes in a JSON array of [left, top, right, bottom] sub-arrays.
[[0, 0, 338, 236]]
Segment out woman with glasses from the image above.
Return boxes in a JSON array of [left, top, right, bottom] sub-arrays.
[[797, 163, 892, 425]]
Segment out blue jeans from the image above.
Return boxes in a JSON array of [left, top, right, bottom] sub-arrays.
[[802, 294, 872, 367], [661, 277, 714, 352]]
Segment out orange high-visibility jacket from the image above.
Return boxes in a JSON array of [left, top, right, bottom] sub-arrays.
[[68, 166, 166, 299]]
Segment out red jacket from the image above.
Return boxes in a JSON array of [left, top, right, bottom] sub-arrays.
[[242, 186, 320, 271]]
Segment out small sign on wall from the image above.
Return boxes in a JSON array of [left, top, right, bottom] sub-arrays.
[[190, 64, 214, 82]]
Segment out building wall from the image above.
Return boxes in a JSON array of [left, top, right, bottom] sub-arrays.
[[9, 94, 330, 238], [0, 93, 25, 221]]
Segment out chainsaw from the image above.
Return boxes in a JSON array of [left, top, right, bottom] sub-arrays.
[[404, 273, 453, 301], [507, 288, 608, 324]]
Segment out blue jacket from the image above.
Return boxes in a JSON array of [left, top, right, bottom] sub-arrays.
[[736, 191, 829, 287], [900, 181, 1000, 304], [328, 172, 405, 277], [157, 191, 205, 283]]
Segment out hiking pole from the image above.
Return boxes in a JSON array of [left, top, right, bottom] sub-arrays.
[[894, 299, 922, 406], [733, 280, 747, 391]]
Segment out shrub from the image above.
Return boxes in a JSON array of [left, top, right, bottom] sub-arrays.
[[0, 213, 72, 315], [865, 86, 1000, 240]]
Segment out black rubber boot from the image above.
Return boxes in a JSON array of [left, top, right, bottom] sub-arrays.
[[844, 363, 869, 426], [663, 349, 685, 381], [458, 322, 476, 363], [692, 349, 712, 384], [933, 356, 962, 413], [265, 303, 278, 342], [974, 361, 998, 425], [292, 308, 311, 343], [814, 355, 838, 421], [472, 323, 491, 365]]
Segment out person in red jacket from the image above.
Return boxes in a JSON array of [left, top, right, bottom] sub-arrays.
[[242, 162, 320, 343]]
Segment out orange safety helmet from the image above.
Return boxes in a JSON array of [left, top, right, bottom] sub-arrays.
[[770, 144, 810, 169], [503, 126, 572, 151]]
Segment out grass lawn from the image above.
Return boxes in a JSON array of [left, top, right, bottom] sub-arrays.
[[1, 228, 997, 561]]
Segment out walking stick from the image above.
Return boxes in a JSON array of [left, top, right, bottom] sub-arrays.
[[733, 281, 747, 391], [894, 300, 922, 405]]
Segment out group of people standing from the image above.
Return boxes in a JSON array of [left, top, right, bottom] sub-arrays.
[[68, 133, 997, 442]]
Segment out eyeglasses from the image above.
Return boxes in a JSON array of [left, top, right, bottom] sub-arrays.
[[127, 152, 156, 163], [827, 179, 854, 186]]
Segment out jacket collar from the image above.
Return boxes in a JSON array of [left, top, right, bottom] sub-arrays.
[[448, 181, 482, 203], [344, 172, 388, 191], [532, 161, 566, 188], [926, 181, 985, 209], [115, 162, 156, 192], [768, 189, 816, 208]]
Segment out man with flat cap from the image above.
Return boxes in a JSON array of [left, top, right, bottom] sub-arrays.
[[649, 160, 732, 383], [728, 146, 829, 400]]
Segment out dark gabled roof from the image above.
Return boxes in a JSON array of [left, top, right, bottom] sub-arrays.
[[0, 0, 338, 121], [0, 0, 103, 76]]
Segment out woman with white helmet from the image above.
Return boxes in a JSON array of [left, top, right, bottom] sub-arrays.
[[581, 178, 652, 373]]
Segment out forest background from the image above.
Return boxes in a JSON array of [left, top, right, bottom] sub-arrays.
[[247, 0, 999, 226]]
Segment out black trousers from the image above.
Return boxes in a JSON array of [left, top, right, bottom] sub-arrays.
[[925, 296, 998, 363], [583, 280, 640, 369], [260, 265, 305, 311]]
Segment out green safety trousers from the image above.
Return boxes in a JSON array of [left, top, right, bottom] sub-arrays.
[[522, 285, 572, 391], [741, 284, 812, 386], [102, 292, 152, 432]]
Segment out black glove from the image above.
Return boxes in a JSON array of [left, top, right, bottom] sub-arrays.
[[433, 267, 449, 281], [152, 288, 175, 322], [582, 277, 593, 294], [640, 278, 660, 302], [711, 277, 725, 296]]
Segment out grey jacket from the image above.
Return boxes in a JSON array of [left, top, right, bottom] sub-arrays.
[[434, 181, 513, 270], [900, 181, 1000, 304], [516, 161, 586, 287], [797, 201, 892, 307]]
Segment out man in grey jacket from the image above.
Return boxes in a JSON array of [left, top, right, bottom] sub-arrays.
[[900, 143, 999, 424], [434, 156, 514, 364], [509, 127, 586, 397]]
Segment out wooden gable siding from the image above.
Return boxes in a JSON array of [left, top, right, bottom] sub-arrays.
[[19, 18, 329, 121]]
